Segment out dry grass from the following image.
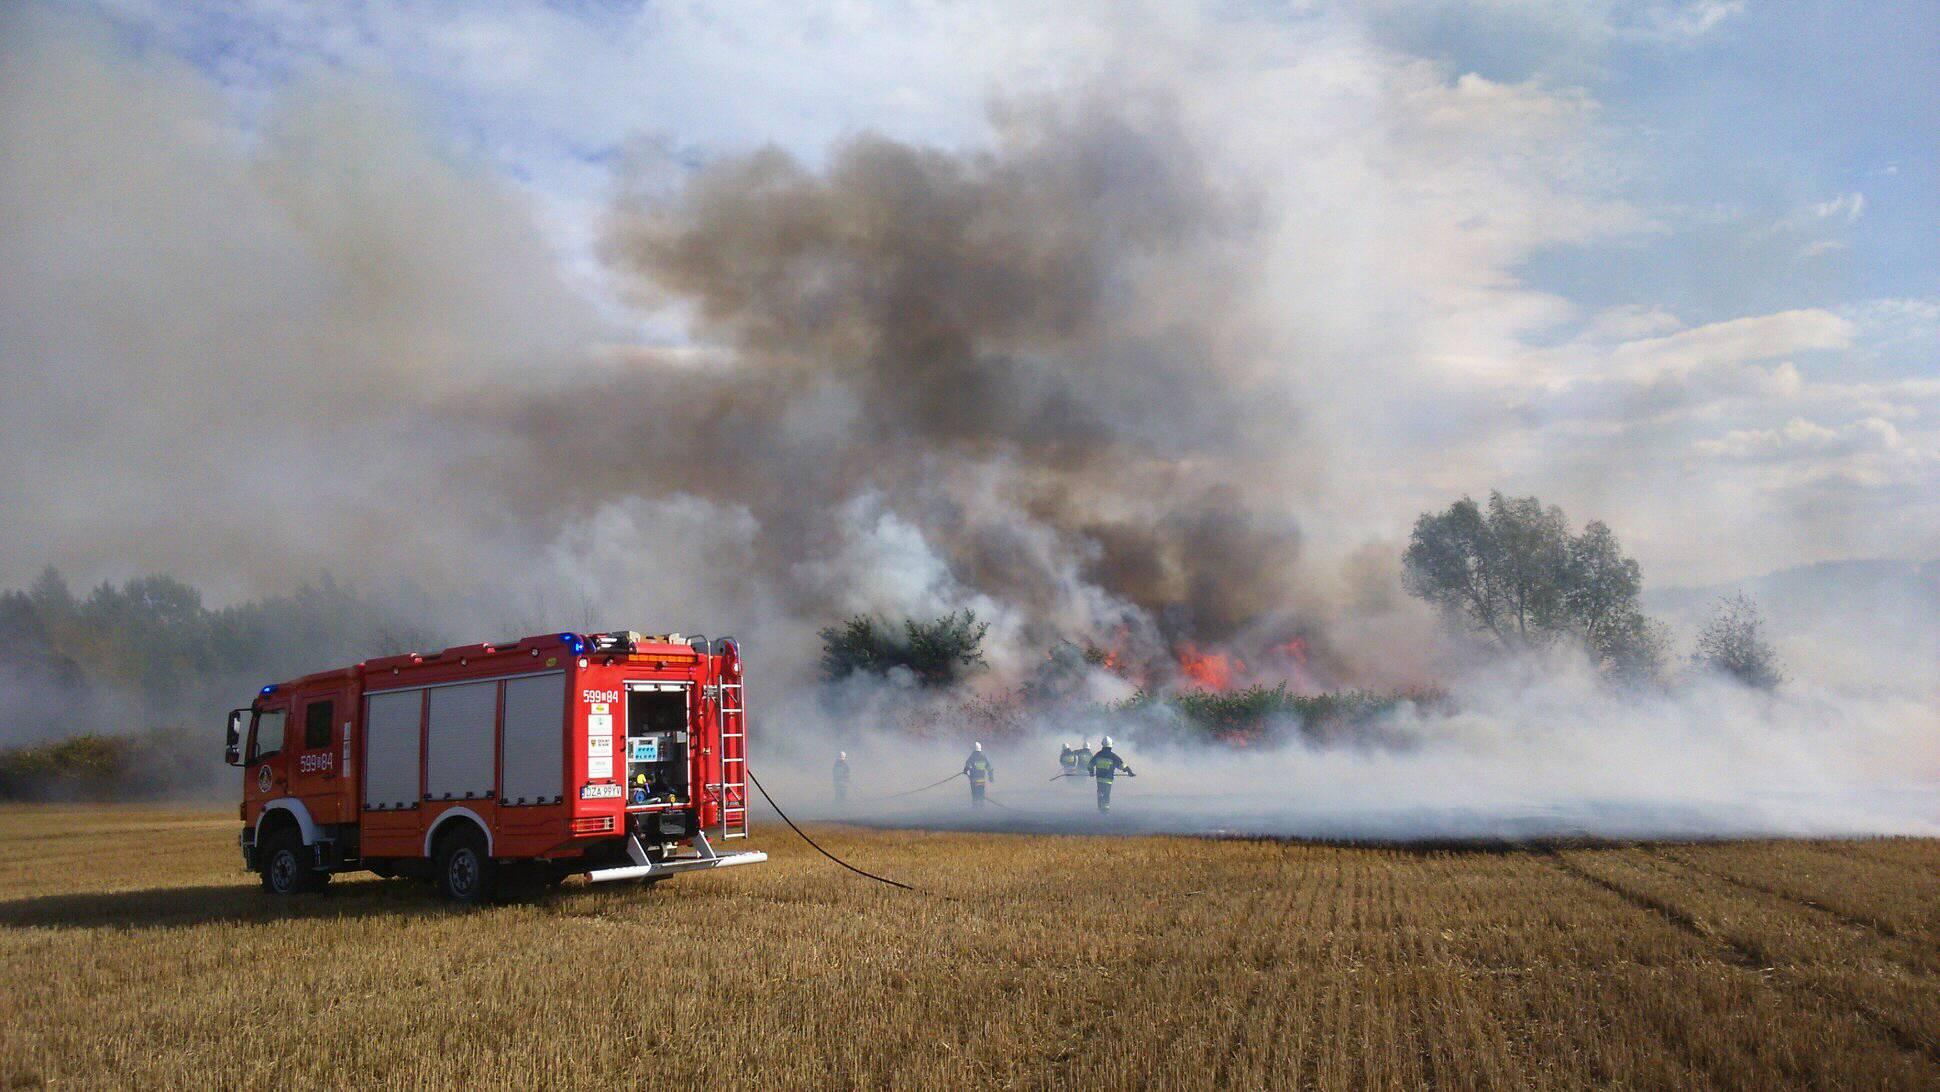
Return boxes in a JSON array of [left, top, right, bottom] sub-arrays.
[[3, 806, 1939, 1088]]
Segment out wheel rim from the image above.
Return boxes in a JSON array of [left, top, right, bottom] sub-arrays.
[[270, 850, 299, 892], [449, 849, 478, 896]]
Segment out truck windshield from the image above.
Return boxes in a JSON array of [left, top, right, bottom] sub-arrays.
[[247, 710, 287, 763]]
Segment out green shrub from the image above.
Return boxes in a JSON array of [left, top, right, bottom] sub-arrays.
[[1117, 685, 1432, 744], [818, 610, 990, 688]]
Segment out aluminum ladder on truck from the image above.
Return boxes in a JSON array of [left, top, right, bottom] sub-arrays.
[[716, 673, 749, 839]]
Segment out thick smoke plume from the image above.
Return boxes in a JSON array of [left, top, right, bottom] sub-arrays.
[[471, 95, 1335, 687], [2, 8, 1936, 837]]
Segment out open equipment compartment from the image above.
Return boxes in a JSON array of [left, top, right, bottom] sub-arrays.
[[625, 682, 691, 814]]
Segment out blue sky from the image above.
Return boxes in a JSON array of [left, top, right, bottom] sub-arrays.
[[6, 1, 1937, 598], [90, 2, 1933, 330]]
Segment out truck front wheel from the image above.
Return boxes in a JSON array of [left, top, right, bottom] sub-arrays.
[[437, 827, 497, 905], [259, 829, 326, 895]]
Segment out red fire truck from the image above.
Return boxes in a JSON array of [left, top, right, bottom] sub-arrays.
[[224, 631, 765, 903]]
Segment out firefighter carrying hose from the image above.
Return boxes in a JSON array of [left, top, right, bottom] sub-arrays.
[[1088, 736, 1134, 813], [1071, 738, 1094, 784], [833, 751, 851, 803], [1058, 742, 1078, 779], [963, 742, 995, 807]]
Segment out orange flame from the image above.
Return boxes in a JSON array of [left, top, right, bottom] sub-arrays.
[[1176, 642, 1244, 691], [1272, 637, 1309, 665]]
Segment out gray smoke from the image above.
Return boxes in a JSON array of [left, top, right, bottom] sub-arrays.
[[463, 96, 1334, 684], [2, 6, 1936, 837]]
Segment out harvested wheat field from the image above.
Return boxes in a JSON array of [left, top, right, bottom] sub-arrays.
[[4, 805, 1940, 1088]]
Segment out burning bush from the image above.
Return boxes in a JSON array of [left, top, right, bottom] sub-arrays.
[[1115, 685, 1437, 746]]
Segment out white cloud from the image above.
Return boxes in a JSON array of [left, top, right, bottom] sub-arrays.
[[1608, 310, 1852, 377], [1814, 191, 1867, 222], [1638, 0, 1747, 41]]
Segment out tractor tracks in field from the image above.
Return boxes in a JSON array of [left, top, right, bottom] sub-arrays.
[[1545, 848, 1940, 1073], [1643, 847, 1914, 949], [1543, 850, 1765, 969], [1541, 849, 1767, 1088]]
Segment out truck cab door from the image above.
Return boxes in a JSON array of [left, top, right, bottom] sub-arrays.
[[243, 703, 292, 811], [290, 691, 349, 824]]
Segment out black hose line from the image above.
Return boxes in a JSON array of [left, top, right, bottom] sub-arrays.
[[876, 770, 966, 799], [746, 767, 921, 893]]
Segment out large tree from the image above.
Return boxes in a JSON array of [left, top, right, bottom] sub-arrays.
[[1565, 521, 1669, 682], [1403, 492, 1664, 678], [1403, 493, 1568, 648]]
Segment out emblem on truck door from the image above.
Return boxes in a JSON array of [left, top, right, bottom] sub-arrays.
[[257, 766, 272, 792]]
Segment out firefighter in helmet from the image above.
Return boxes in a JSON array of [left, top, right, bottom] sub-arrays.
[[963, 741, 995, 807], [1058, 741, 1078, 779], [833, 751, 851, 804], [1071, 737, 1094, 784], [1088, 735, 1135, 813]]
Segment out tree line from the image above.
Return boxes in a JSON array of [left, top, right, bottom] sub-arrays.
[[1404, 492, 1782, 689], [0, 568, 441, 798]]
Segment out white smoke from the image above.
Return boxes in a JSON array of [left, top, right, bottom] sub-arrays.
[[752, 650, 1940, 840], [2, 4, 1935, 838]]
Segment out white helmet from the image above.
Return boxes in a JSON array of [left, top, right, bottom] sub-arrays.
[[1101, 735, 1114, 748], [973, 741, 983, 752], [838, 751, 847, 760]]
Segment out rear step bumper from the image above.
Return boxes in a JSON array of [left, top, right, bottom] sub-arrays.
[[587, 833, 766, 884]]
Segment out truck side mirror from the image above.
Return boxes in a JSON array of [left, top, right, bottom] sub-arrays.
[[224, 709, 245, 767]]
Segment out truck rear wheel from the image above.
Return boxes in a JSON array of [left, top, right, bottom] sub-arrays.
[[259, 829, 326, 895], [436, 826, 497, 905]]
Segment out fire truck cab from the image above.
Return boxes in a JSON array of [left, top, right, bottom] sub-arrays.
[[225, 631, 764, 902]]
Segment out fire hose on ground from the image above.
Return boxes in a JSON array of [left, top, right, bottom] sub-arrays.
[[875, 771, 965, 800], [746, 767, 924, 894]]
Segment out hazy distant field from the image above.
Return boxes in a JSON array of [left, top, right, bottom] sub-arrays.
[[4, 806, 1940, 1088]]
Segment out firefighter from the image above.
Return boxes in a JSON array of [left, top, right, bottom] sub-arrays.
[[1071, 737, 1094, 783], [1088, 735, 1135, 813], [1058, 742, 1078, 779], [963, 741, 995, 807], [833, 751, 851, 803]]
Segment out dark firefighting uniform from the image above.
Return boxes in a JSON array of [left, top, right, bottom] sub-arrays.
[[1088, 747, 1133, 812], [963, 751, 995, 806]]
